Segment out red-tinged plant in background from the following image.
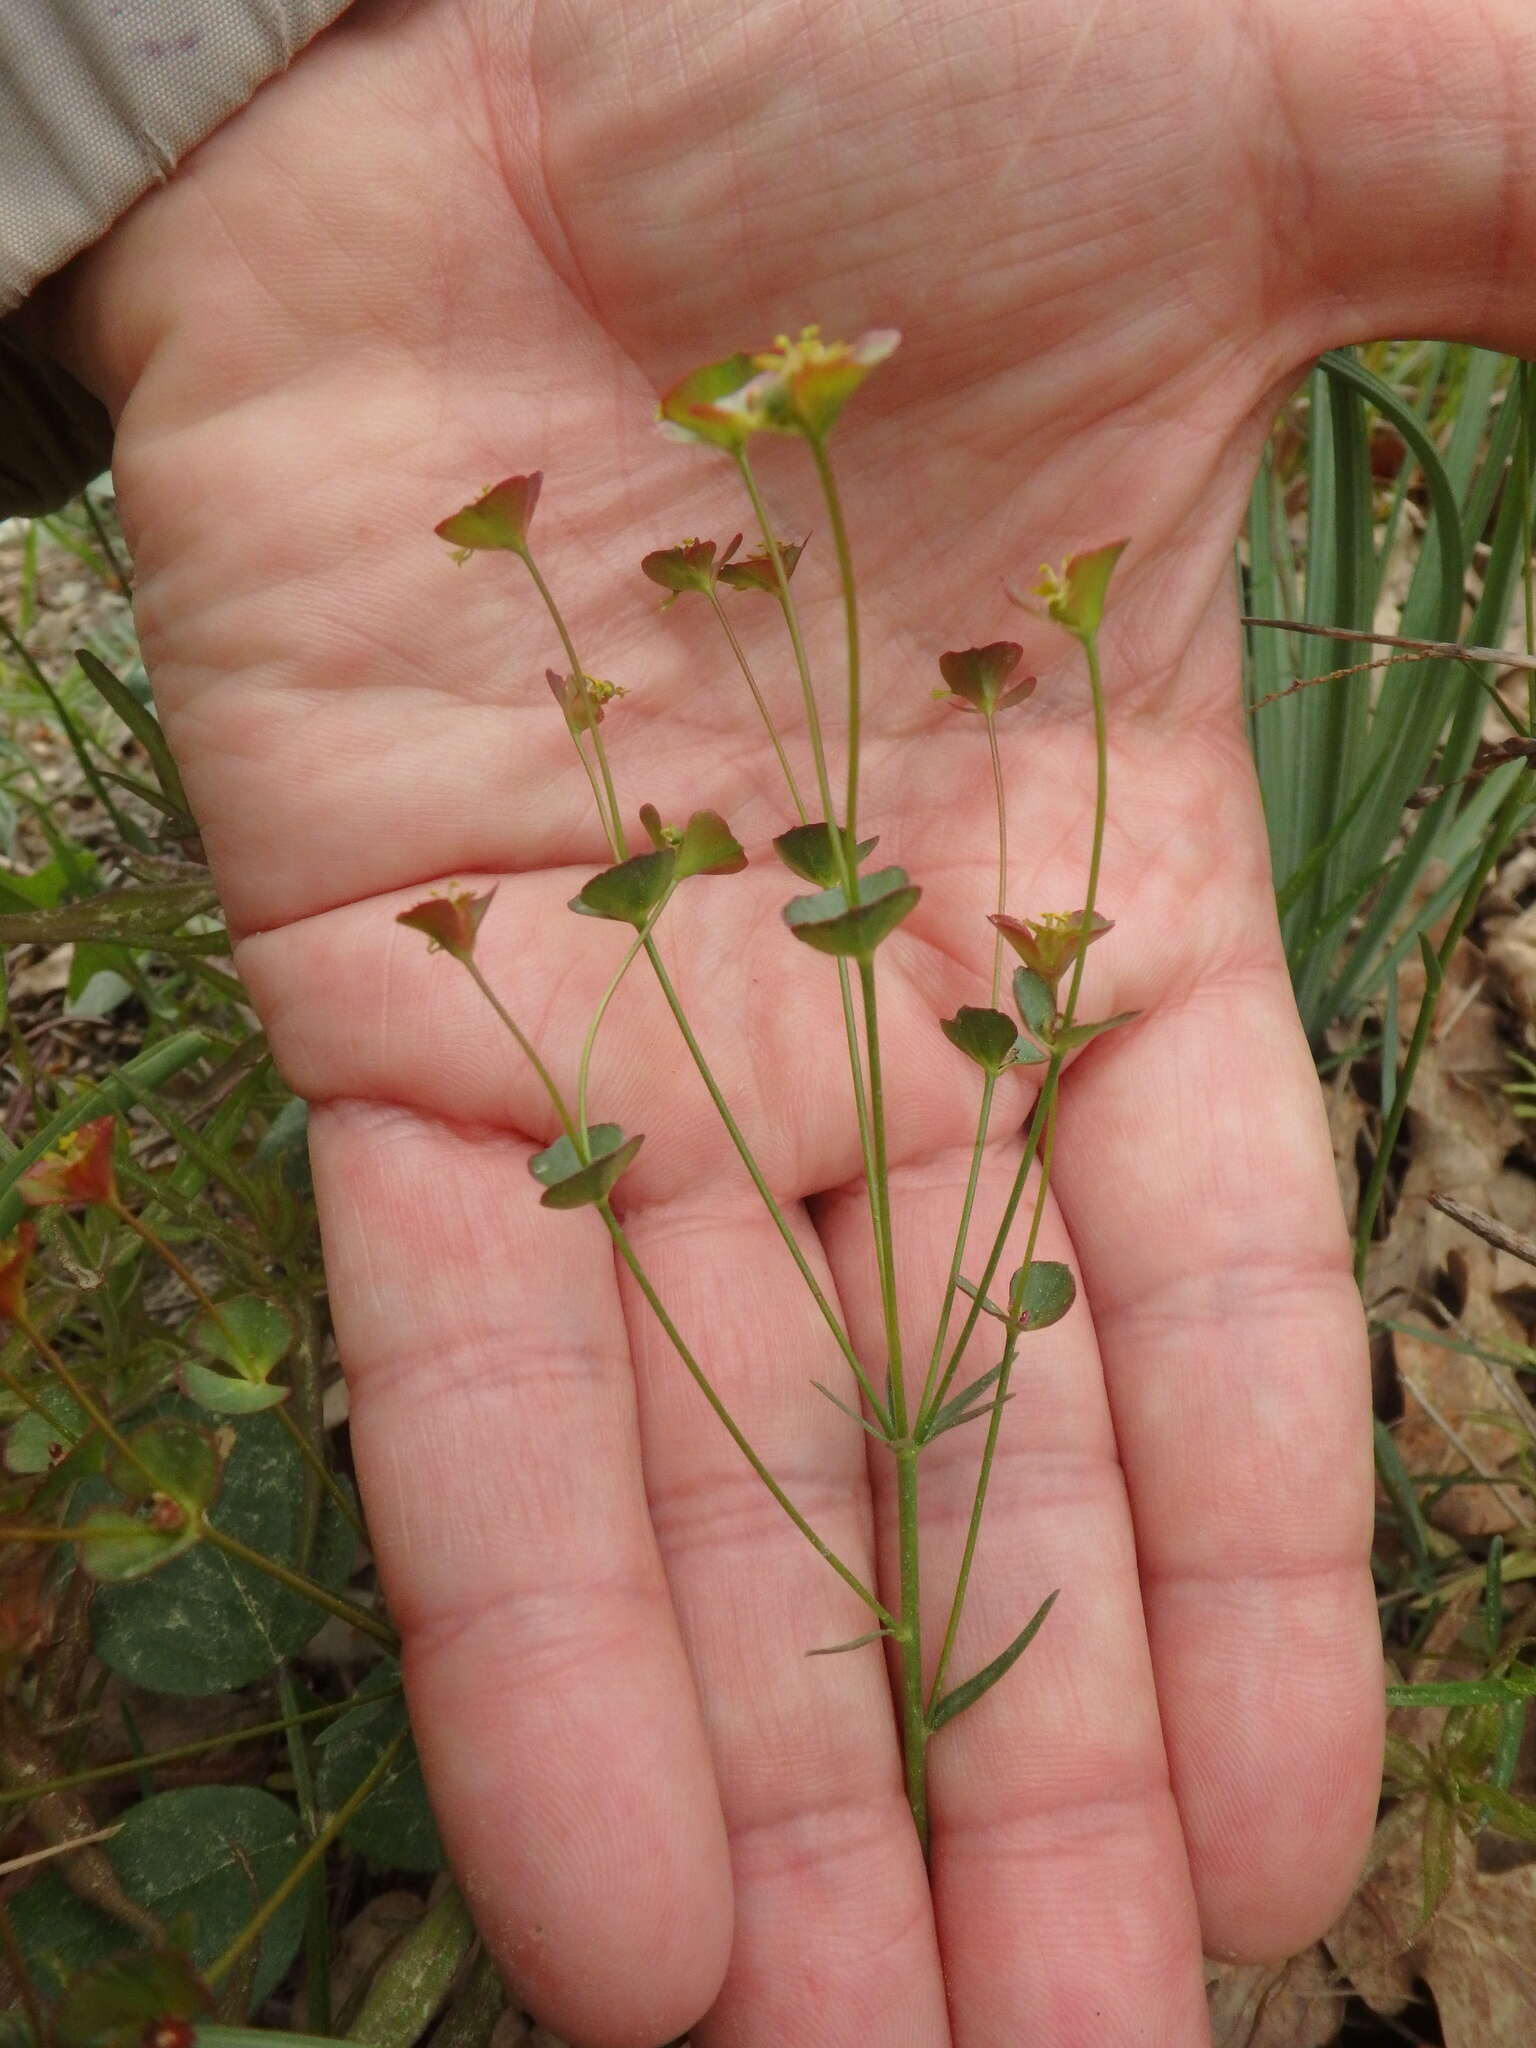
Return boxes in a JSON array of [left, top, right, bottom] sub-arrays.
[[18, 1116, 118, 1209], [420, 322, 1135, 1857]]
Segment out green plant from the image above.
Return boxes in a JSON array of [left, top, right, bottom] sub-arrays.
[[1245, 344, 1536, 1041], [396, 326, 1132, 1850]]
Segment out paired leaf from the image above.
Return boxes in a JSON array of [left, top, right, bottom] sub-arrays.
[[191, 1296, 293, 1381], [569, 850, 675, 926], [783, 866, 920, 959], [433, 473, 540, 554], [78, 1420, 221, 1582], [940, 1006, 1019, 1074], [675, 809, 747, 879], [928, 1589, 1059, 1733], [528, 1125, 644, 1209], [76, 649, 191, 820], [772, 821, 878, 887]]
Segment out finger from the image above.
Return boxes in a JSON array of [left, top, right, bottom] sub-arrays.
[[612, 1187, 948, 2046], [308, 1099, 732, 2048], [815, 1132, 1212, 2043], [1053, 944, 1381, 1959]]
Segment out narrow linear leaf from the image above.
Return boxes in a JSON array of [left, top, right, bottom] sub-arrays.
[[76, 649, 191, 815], [810, 1380, 886, 1442], [923, 1360, 1006, 1441], [1465, 1775, 1536, 1843], [925, 1389, 1015, 1441], [955, 1275, 1006, 1321], [806, 1629, 893, 1658], [1421, 1790, 1459, 1923], [928, 1589, 1059, 1733], [1052, 1009, 1142, 1054]]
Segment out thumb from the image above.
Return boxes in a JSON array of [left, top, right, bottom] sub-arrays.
[[1266, 0, 1536, 355]]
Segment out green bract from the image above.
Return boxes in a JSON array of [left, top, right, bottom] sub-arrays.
[[529, 1125, 644, 1209], [772, 821, 879, 887], [940, 1006, 1020, 1074], [782, 866, 920, 959]]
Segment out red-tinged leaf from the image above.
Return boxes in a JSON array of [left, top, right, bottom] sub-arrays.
[[433, 473, 541, 554], [396, 887, 495, 962], [18, 1116, 118, 1209]]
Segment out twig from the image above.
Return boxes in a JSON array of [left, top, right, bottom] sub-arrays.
[[1242, 614, 1536, 674], [1430, 1192, 1536, 1271]]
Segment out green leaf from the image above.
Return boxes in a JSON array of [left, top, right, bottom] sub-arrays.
[[1053, 1010, 1142, 1054], [76, 649, 191, 818], [1461, 1776, 1536, 1843], [783, 866, 920, 959], [923, 1362, 1014, 1442], [928, 1590, 1059, 1733], [3, 1383, 87, 1475], [675, 809, 747, 879], [1386, 1669, 1536, 1707], [940, 1006, 1018, 1074], [0, 879, 216, 949], [771, 822, 879, 888], [108, 1418, 220, 1513], [11, 1787, 305, 2005], [569, 849, 675, 926], [178, 1360, 291, 1416], [75, 1506, 201, 1582], [91, 1404, 355, 1695], [955, 1275, 1006, 1321], [1011, 966, 1056, 1045], [52, 1949, 212, 2048], [1012, 1259, 1076, 1333], [528, 1125, 644, 1210], [316, 1673, 444, 1872], [192, 1297, 292, 1385]]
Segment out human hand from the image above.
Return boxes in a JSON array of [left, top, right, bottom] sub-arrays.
[[45, 1, 1536, 2038]]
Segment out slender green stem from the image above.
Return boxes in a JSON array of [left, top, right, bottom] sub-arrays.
[[705, 588, 809, 823], [926, 1078, 1059, 1714], [277, 1666, 332, 2034], [986, 713, 1008, 1006], [918, 1091, 1049, 1430], [926, 626, 1112, 1714], [461, 958, 578, 1145], [517, 543, 627, 859], [893, 1442, 928, 1854], [601, 1203, 892, 1625], [205, 1726, 410, 1989], [578, 917, 660, 1138], [202, 1524, 398, 1651], [915, 1074, 998, 1429], [1521, 359, 1535, 726], [858, 962, 906, 1435], [0, 1691, 398, 1808], [808, 435, 863, 863], [734, 450, 845, 884], [642, 941, 889, 1431], [79, 492, 131, 594]]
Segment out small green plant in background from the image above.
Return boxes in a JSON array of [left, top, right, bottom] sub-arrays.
[[403, 326, 1129, 1850]]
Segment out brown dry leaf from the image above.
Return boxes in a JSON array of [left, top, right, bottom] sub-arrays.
[[1205, 1950, 1342, 2048], [5, 946, 71, 1001], [1487, 900, 1536, 1028], [1328, 1801, 1536, 2044], [1391, 1325, 1530, 1537]]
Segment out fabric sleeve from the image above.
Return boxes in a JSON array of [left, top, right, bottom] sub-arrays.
[[0, 1, 353, 518]]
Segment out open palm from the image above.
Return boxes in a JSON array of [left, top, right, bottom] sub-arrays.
[[49, 0, 1536, 2038]]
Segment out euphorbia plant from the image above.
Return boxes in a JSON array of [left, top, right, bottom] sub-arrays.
[[409, 324, 1134, 1850]]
